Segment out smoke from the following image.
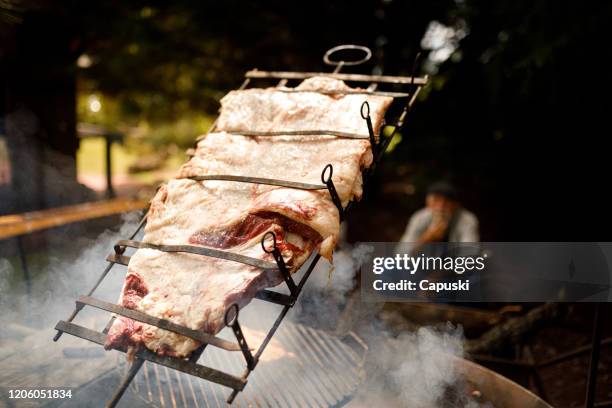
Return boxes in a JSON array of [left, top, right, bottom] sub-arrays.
[[1, 217, 486, 407], [0, 258, 14, 295], [386, 326, 465, 406], [355, 323, 490, 408], [289, 242, 488, 408], [0, 212, 141, 330], [308, 243, 373, 295]]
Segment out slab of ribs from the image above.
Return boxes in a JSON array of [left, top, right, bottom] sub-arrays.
[[105, 76, 393, 357]]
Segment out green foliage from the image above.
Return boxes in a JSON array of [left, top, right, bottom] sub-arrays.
[[136, 113, 214, 149]]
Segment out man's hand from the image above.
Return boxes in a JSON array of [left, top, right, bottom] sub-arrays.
[[418, 210, 451, 243]]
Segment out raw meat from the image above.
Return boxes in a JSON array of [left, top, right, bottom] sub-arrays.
[[105, 77, 392, 357], [217, 77, 386, 137]]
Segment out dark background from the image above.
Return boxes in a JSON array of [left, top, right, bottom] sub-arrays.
[[1, 0, 611, 241]]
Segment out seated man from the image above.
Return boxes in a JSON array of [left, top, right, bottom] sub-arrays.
[[400, 181, 479, 243]]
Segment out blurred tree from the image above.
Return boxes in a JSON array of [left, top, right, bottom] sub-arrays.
[[399, 0, 612, 240], [67, 0, 452, 146]]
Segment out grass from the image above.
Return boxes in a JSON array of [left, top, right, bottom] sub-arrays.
[[77, 138, 134, 175], [77, 138, 187, 184]]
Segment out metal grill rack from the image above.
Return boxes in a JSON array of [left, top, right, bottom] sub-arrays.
[[52, 45, 429, 407], [125, 322, 368, 408]]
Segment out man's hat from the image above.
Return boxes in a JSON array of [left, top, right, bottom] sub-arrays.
[[427, 181, 458, 200]]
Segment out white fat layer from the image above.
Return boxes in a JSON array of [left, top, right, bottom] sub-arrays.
[[109, 76, 392, 357]]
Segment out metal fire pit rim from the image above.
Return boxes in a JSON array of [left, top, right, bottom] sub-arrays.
[[454, 355, 553, 408]]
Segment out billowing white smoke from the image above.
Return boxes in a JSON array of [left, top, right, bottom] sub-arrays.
[[0, 212, 141, 329], [389, 326, 465, 406], [291, 242, 484, 408], [357, 324, 484, 408], [0, 217, 481, 407], [308, 243, 374, 295]]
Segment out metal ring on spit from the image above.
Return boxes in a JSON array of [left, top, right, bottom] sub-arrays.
[[360, 101, 371, 119], [321, 163, 333, 184], [261, 231, 277, 254], [113, 244, 126, 255], [323, 44, 372, 67], [261, 231, 297, 297], [360, 101, 377, 150], [224, 303, 256, 370], [321, 164, 345, 221], [224, 303, 239, 327]]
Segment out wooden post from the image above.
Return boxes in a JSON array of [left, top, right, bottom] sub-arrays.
[[105, 136, 115, 198]]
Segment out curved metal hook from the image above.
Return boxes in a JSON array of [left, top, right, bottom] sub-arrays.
[[224, 303, 239, 327], [321, 164, 344, 221], [321, 163, 334, 184], [261, 231, 277, 254], [360, 101, 371, 120], [361, 101, 377, 150]]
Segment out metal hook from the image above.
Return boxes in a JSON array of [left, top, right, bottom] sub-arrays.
[[321, 163, 333, 184], [321, 164, 344, 221], [261, 231, 277, 254], [360, 101, 370, 120], [360, 101, 377, 150], [260, 232, 297, 296], [224, 303, 239, 327], [224, 303, 255, 370]]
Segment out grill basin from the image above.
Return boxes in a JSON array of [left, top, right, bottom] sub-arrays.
[[57, 321, 367, 408]]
